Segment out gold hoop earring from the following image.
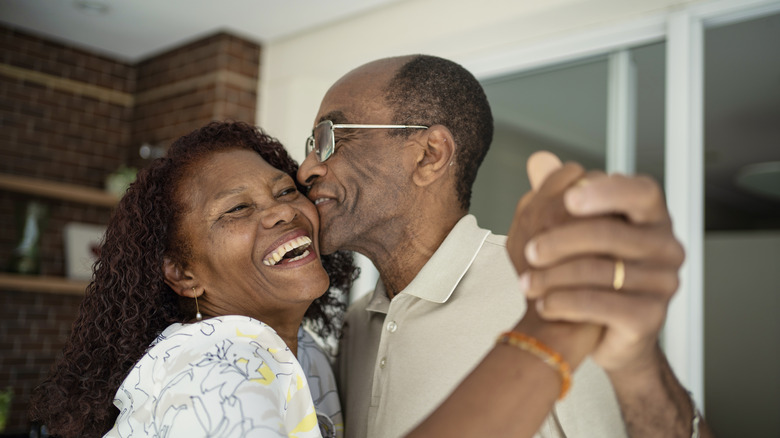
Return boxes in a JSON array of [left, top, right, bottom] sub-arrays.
[[193, 287, 202, 321]]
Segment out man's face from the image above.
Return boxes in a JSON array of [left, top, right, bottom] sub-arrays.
[[297, 63, 413, 255]]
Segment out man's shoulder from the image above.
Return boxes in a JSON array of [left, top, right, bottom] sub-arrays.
[[483, 231, 507, 247], [473, 230, 511, 268]]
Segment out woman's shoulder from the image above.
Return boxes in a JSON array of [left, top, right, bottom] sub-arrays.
[[147, 315, 296, 367], [157, 315, 278, 340], [108, 316, 316, 437]]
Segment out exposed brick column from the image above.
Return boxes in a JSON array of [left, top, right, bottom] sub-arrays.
[[129, 32, 260, 168]]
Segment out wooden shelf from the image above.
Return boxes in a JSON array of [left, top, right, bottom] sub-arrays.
[[0, 273, 88, 296], [0, 173, 111, 296], [0, 173, 118, 207]]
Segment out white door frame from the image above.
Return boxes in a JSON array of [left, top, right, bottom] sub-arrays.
[[463, 0, 780, 411], [607, 49, 637, 174], [665, 8, 705, 407]]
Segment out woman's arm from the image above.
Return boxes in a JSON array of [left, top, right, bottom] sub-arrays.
[[407, 312, 600, 438]]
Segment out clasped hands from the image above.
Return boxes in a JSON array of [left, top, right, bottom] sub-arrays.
[[506, 151, 685, 377]]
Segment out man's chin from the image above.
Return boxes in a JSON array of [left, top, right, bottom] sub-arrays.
[[317, 232, 341, 256], [319, 221, 362, 255]]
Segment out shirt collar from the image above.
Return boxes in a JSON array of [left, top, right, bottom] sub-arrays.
[[369, 215, 489, 307], [365, 279, 391, 314]]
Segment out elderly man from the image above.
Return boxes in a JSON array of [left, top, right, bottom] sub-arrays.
[[297, 54, 711, 438]]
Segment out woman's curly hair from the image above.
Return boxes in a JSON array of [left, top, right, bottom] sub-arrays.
[[30, 121, 358, 437]]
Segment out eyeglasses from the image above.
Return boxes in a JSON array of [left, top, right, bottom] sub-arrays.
[[305, 120, 428, 162]]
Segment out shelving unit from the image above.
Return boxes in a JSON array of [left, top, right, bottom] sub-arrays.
[[0, 172, 116, 295], [0, 173, 118, 207], [0, 273, 89, 296]]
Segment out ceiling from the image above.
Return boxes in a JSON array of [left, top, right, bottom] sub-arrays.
[[0, 0, 404, 61], [1, 0, 778, 230]]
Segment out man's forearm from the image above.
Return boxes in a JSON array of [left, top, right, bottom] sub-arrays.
[[609, 345, 714, 438]]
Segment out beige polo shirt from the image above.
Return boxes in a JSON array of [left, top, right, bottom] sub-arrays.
[[338, 215, 627, 438]]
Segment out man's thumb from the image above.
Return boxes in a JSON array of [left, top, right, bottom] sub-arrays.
[[527, 151, 563, 191]]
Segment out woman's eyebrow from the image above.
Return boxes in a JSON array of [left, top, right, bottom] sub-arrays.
[[213, 186, 246, 200], [212, 173, 290, 200], [270, 173, 291, 185]]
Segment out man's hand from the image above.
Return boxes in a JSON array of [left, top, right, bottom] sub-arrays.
[[521, 167, 684, 373], [510, 151, 711, 437]]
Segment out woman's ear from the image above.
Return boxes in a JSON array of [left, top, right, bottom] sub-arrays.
[[163, 256, 197, 298], [412, 125, 456, 187]]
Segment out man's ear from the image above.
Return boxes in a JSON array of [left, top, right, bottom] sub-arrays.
[[163, 256, 197, 298], [412, 125, 456, 187]]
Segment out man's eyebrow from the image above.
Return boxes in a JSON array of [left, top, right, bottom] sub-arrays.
[[318, 110, 347, 124]]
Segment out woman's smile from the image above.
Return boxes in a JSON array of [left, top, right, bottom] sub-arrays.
[[262, 231, 316, 267]]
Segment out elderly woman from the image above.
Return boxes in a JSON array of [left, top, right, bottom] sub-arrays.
[[32, 121, 599, 438], [32, 122, 357, 437]]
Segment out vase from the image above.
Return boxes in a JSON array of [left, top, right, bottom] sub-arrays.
[[7, 200, 48, 275]]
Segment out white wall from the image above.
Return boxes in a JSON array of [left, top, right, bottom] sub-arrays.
[[258, 0, 703, 161]]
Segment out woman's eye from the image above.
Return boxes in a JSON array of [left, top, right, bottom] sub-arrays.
[[226, 204, 249, 214], [278, 187, 298, 198]]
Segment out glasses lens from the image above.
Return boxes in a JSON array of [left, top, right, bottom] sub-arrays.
[[314, 121, 334, 162], [305, 136, 315, 155]]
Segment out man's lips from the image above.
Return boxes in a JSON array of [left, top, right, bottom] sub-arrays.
[[314, 197, 335, 206], [307, 190, 337, 207]]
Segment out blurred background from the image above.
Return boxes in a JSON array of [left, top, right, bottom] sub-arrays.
[[0, 0, 778, 436]]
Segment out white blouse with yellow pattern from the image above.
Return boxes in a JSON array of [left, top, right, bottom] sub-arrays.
[[105, 316, 329, 438]]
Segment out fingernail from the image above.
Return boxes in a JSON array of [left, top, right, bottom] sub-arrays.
[[518, 272, 529, 292], [535, 299, 545, 313], [525, 240, 538, 264]]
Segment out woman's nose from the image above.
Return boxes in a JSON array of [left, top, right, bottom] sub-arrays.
[[260, 203, 297, 228], [297, 151, 327, 186]]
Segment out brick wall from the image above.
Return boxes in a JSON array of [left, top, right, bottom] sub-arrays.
[[0, 25, 260, 434], [0, 27, 133, 281], [130, 32, 260, 168]]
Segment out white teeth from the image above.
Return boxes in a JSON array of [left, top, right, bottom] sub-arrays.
[[315, 198, 328, 205], [262, 236, 312, 266]]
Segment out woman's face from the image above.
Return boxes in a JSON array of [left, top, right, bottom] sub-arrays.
[[173, 148, 329, 323]]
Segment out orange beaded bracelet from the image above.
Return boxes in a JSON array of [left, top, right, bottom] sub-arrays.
[[496, 331, 572, 400]]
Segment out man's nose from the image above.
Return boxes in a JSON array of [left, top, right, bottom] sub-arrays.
[[297, 151, 327, 186]]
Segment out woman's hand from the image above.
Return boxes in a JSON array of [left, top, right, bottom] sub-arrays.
[[505, 152, 601, 368]]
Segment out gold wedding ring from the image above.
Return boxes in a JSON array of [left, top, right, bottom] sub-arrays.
[[613, 259, 625, 291]]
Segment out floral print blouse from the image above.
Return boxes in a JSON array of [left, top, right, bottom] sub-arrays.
[[105, 316, 340, 438]]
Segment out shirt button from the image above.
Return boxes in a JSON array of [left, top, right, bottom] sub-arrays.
[[386, 321, 398, 333], [379, 357, 387, 368]]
